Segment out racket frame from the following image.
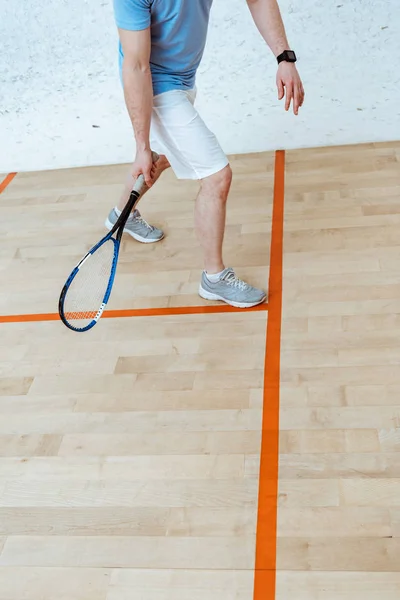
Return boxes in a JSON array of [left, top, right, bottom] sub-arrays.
[[58, 153, 158, 332]]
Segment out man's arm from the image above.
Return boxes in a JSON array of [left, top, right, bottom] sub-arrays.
[[246, 0, 304, 115], [119, 27, 155, 186]]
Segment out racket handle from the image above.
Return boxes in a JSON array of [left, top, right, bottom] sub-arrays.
[[132, 151, 160, 195]]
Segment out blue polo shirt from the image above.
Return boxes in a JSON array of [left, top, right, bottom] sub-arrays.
[[113, 0, 213, 96]]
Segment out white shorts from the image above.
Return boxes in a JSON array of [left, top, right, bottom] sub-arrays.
[[150, 89, 229, 180]]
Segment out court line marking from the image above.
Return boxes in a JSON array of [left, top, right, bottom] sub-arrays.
[[0, 302, 268, 324], [253, 150, 285, 600], [0, 173, 17, 195]]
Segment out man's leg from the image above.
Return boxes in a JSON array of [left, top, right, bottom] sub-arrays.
[[142, 89, 266, 307], [196, 165, 266, 309], [195, 165, 232, 274]]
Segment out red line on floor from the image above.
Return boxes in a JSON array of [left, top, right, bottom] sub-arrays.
[[0, 302, 268, 324], [0, 173, 17, 194], [253, 150, 285, 600]]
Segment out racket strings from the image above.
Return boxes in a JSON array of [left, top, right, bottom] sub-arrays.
[[63, 240, 116, 328]]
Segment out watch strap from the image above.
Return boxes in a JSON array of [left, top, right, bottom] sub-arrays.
[[277, 50, 297, 64]]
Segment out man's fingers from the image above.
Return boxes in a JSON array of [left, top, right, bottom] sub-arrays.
[[143, 169, 153, 188], [130, 149, 159, 192], [300, 84, 305, 105], [285, 83, 293, 111], [131, 169, 141, 185], [298, 83, 304, 106], [277, 78, 284, 100], [293, 85, 300, 115]]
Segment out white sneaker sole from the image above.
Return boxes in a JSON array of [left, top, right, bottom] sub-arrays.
[[198, 285, 266, 309], [105, 218, 164, 244]]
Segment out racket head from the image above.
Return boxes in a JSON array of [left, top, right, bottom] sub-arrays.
[[58, 152, 159, 332], [58, 235, 120, 332]]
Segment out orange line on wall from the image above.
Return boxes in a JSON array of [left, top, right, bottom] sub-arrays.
[[253, 150, 285, 600], [0, 173, 17, 194], [0, 302, 268, 324]]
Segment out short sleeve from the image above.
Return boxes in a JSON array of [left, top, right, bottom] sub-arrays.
[[113, 0, 151, 31]]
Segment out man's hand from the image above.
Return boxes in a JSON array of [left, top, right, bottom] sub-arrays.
[[131, 148, 156, 189], [276, 62, 304, 115]]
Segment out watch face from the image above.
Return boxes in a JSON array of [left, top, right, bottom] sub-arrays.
[[286, 51, 296, 61]]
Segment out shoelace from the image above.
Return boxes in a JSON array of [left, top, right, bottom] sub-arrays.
[[136, 215, 154, 231], [223, 270, 248, 291], [130, 214, 154, 231]]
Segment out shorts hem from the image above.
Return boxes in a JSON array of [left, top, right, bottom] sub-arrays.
[[174, 160, 230, 181]]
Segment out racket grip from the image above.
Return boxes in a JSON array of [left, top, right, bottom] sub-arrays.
[[133, 151, 160, 196]]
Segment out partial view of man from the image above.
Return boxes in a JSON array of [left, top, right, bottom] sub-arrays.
[[107, 0, 304, 308]]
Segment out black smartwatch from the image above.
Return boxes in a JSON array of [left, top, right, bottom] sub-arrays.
[[277, 50, 297, 64]]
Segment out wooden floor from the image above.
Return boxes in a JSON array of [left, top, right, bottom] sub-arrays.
[[276, 141, 400, 598], [0, 142, 399, 599]]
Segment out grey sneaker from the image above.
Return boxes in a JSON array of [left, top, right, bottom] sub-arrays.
[[199, 267, 267, 308], [105, 208, 164, 243]]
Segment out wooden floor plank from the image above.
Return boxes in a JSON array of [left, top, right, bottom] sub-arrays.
[[0, 536, 256, 569], [0, 567, 111, 600], [0, 506, 256, 537], [107, 569, 253, 600]]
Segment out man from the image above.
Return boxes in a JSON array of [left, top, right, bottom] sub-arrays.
[[107, 0, 304, 308]]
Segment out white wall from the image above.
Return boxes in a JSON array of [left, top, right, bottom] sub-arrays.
[[0, 0, 399, 172]]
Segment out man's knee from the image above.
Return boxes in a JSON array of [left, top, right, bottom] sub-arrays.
[[201, 164, 232, 199]]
